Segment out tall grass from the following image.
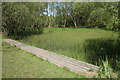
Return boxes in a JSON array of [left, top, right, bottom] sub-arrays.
[[97, 57, 119, 78], [20, 28, 119, 72]]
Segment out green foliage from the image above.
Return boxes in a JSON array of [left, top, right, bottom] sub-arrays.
[[84, 38, 120, 72], [72, 2, 94, 27], [2, 2, 119, 33], [87, 8, 112, 28], [97, 57, 118, 78], [2, 2, 47, 37], [8, 29, 43, 40], [113, 18, 120, 30], [45, 2, 119, 30]]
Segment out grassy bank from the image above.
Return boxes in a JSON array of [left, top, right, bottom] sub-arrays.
[[2, 42, 86, 78]]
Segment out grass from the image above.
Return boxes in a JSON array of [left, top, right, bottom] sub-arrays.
[[19, 28, 119, 76], [2, 28, 119, 78], [20, 28, 119, 62], [2, 42, 86, 78]]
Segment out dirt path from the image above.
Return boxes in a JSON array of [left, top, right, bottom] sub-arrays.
[[3, 39, 99, 77]]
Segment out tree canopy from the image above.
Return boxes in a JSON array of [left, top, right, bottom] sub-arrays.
[[2, 2, 47, 37], [2, 2, 120, 37]]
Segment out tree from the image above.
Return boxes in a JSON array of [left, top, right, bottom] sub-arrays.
[[91, 2, 118, 29], [2, 2, 47, 36], [87, 8, 112, 28], [71, 2, 94, 28], [3, 2, 119, 32]]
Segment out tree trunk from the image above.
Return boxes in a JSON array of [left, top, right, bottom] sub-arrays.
[[63, 17, 66, 27], [73, 20, 77, 28], [57, 19, 58, 28], [72, 16, 77, 28]]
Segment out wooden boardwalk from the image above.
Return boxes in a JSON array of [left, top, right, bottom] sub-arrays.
[[3, 39, 99, 77]]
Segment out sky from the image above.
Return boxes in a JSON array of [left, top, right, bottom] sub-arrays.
[[43, 2, 59, 16]]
